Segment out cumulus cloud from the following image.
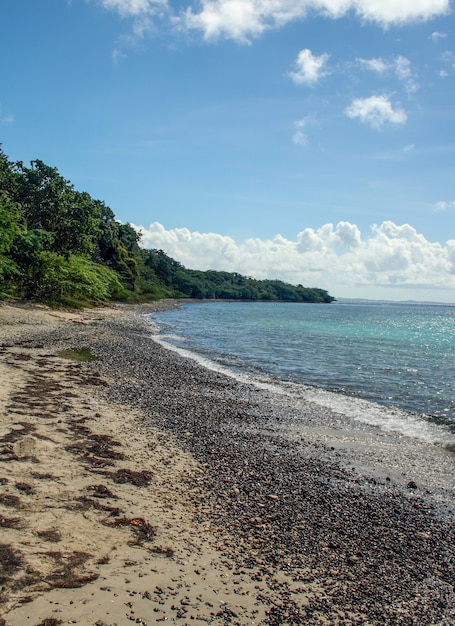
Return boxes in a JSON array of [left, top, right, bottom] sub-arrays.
[[436, 51, 455, 78], [433, 200, 455, 212], [179, 0, 450, 42], [288, 49, 330, 86], [112, 47, 127, 62], [345, 95, 407, 129], [394, 56, 418, 92], [96, 1, 450, 46], [132, 220, 455, 299], [441, 50, 455, 76], [293, 118, 310, 146], [96, 0, 168, 46], [358, 57, 389, 73], [99, 0, 167, 17], [179, 0, 269, 42], [430, 31, 447, 41], [358, 55, 418, 93]]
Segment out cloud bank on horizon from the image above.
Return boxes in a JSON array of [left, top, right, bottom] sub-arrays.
[[134, 221, 455, 302]]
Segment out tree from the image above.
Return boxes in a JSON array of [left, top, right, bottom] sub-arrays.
[[0, 145, 335, 305], [0, 192, 22, 283], [15, 160, 101, 257], [0, 146, 19, 199]]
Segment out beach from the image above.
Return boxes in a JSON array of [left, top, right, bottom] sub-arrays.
[[1, 301, 455, 626]]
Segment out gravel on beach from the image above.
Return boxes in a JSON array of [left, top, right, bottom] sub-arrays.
[[91, 305, 455, 625], [1, 301, 455, 625]]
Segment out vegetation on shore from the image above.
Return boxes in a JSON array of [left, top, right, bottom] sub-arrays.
[[0, 146, 334, 306]]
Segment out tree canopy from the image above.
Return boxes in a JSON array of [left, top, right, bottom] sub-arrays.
[[0, 145, 334, 305]]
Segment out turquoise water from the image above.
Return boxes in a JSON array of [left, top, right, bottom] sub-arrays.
[[151, 301, 455, 436]]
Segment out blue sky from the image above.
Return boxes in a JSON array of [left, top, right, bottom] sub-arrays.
[[1, 0, 455, 301]]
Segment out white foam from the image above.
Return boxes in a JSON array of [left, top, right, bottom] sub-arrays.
[[288, 383, 455, 448], [152, 333, 455, 450]]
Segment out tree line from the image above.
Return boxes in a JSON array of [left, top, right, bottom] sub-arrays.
[[0, 146, 334, 305]]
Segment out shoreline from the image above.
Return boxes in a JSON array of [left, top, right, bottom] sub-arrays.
[[151, 303, 455, 513], [1, 301, 455, 625]]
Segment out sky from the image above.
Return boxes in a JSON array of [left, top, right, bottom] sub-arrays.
[[1, 0, 455, 302]]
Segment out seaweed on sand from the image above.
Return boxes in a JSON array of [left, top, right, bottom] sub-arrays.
[[74, 495, 122, 518], [15, 482, 35, 494], [0, 514, 22, 529], [100, 468, 153, 487], [30, 472, 57, 481], [37, 529, 62, 543], [43, 551, 98, 589], [0, 543, 24, 584], [66, 432, 124, 467], [107, 517, 157, 542], [0, 494, 22, 508], [149, 545, 175, 558], [86, 483, 118, 499], [0, 422, 35, 444]]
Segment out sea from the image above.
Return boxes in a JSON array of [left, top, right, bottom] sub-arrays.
[[150, 300, 455, 452]]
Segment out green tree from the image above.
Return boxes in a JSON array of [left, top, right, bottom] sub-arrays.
[[0, 192, 22, 283], [0, 146, 19, 199], [15, 160, 101, 257]]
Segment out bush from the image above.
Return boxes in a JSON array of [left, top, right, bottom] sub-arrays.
[[14, 253, 130, 304], [60, 255, 130, 303]]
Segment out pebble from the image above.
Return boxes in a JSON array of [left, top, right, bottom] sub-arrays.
[[29, 304, 455, 626]]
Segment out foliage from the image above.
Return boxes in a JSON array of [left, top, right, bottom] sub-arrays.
[[14, 160, 101, 257], [58, 255, 129, 303], [92, 207, 140, 290], [0, 191, 22, 285], [0, 145, 334, 305], [141, 249, 334, 303]]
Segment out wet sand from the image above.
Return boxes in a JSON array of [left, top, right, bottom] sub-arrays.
[[1, 301, 455, 625]]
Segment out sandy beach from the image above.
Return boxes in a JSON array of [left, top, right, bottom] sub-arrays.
[[1, 301, 455, 626]]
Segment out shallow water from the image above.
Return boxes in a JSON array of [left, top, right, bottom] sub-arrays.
[[151, 300, 455, 449]]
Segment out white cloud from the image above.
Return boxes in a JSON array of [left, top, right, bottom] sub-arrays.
[[430, 31, 447, 41], [440, 50, 455, 76], [97, 0, 168, 48], [289, 49, 330, 86], [0, 106, 14, 124], [358, 55, 418, 93], [293, 118, 310, 146], [99, 0, 167, 17], [179, 0, 450, 42], [433, 200, 455, 212], [179, 0, 269, 42], [358, 57, 389, 73], [345, 95, 407, 129], [112, 47, 127, 62], [133, 220, 455, 300], [96, 1, 451, 48], [394, 55, 418, 92]]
